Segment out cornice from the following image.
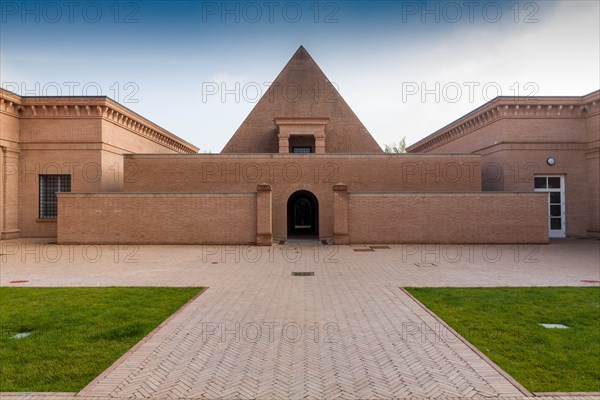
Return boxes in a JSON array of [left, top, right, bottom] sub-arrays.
[[0, 89, 22, 106], [274, 117, 330, 125], [0, 91, 198, 154], [408, 91, 600, 154]]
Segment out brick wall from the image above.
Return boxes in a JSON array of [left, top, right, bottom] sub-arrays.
[[123, 154, 482, 240], [0, 89, 198, 239], [424, 118, 593, 237], [476, 147, 589, 237], [16, 117, 104, 237], [420, 118, 588, 154], [408, 92, 600, 238], [58, 193, 257, 244], [0, 105, 20, 239], [20, 117, 102, 143], [585, 112, 600, 236], [344, 192, 548, 244], [99, 118, 186, 193], [58, 190, 548, 245], [19, 147, 103, 237]]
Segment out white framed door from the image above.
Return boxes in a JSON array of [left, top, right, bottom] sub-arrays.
[[534, 175, 565, 238]]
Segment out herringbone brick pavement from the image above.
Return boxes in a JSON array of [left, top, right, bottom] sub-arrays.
[[1, 239, 599, 399]]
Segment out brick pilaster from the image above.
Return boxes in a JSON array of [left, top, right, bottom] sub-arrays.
[[256, 183, 273, 245], [333, 183, 349, 245]]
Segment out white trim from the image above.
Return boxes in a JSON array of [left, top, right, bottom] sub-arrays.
[[534, 175, 566, 238]]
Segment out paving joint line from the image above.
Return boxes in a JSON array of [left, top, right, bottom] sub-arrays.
[[77, 287, 209, 396], [399, 287, 534, 398]]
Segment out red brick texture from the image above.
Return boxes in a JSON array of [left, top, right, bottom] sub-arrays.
[[1, 90, 23, 239], [408, 91, 600, 238], [58, 193, 257, 244], [256, 183, 273, 245], [121, 153, 482, 241], [0, 88, 197, 239], [333, 183, 349, 244], [344, 192, 549, 244], [221, 46, 383, 154]]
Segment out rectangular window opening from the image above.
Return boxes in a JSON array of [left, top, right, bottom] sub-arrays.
[[292, 147, 312, 154], [534, 177, 547, 189], [39, 175, 71, 219]]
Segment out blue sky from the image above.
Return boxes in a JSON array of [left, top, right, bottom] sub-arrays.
[[1, 0, 599, 151]]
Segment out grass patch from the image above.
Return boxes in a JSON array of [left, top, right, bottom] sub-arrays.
[[0, 287, 202, 392], [406, 287, 600, 392]]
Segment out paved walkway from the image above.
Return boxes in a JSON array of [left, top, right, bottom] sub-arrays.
[[1, 239, 599, 399]]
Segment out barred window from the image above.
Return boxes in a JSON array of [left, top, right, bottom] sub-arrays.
[[39, 175, 71, 219], [292, 147, 312, 154]]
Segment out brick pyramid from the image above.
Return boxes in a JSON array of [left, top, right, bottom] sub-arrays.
[[221, 46, 383, 153]]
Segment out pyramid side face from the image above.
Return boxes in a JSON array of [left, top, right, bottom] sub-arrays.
[[221, 47, 383, 154]]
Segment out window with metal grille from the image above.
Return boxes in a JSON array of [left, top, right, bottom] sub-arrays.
[[292, 147, 312, 153], [39, 175, 71, 219]]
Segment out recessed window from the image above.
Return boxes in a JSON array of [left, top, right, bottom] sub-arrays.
[[550, 218, 562, 230], [39, 175, 71, 219], [548, 177, 561, 189], [534, 177, 547, 189], [292, 147, 312, 154], [535, 176, 563, 189]]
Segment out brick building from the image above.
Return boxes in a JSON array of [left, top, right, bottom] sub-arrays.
[[1, 46, 596, 244], [407, 91, 600, 239], [0, 90, 198, 240]]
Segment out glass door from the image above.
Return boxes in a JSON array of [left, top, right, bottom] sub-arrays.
[[534, 176, 565, 238]]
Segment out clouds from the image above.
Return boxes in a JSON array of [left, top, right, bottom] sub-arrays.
[[1, 1, 598, 151], [329, 0, 600, 147]]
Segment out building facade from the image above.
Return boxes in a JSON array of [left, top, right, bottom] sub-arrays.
[[2, 46, 595, 245], [408, 91, 600, 239], [0, 89, 198, 240]]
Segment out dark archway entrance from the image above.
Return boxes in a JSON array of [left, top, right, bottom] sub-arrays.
[[287, 190, 319, 238]]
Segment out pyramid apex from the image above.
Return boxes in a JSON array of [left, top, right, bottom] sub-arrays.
[[221, 45, 383, 154], [292, 45, 310, 59]]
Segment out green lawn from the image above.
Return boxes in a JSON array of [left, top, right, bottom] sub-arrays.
[[0, 287, 203, 392], [406, 287, 600, 393]]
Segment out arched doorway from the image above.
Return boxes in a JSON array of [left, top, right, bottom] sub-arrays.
[[287, 190, 319, 238]]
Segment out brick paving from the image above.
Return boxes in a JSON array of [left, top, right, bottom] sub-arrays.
[[1, 238, 599, 399]]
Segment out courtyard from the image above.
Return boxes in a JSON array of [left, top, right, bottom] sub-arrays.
[[1, 238, 598, 399]]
